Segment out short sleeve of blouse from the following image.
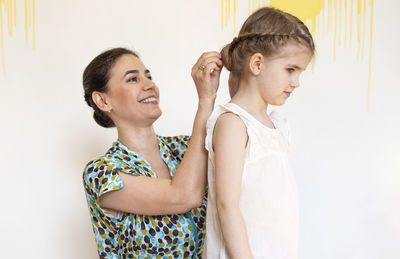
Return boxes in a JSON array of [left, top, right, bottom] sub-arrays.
[[83, 157, 127, 212], [161, 135, 190, 162]]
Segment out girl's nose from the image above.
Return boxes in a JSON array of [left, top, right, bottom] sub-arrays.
[[290, 77, 300, 88]]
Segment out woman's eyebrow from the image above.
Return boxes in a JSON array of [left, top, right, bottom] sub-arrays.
[[124, 70, 139, 77]]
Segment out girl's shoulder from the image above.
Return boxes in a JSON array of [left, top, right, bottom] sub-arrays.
[[206, 103, 249, 152], [207, 103, 252, 130]]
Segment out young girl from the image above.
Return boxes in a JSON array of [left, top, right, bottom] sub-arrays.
[[204, 7, 315, 259]]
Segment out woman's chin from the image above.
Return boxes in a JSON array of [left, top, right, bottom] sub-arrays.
[[150, 109, 162, 121]]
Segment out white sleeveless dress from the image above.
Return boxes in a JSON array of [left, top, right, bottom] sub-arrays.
[[204, 102, 298, 259]]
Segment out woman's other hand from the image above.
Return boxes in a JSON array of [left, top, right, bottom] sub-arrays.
[[191, 51, 223, 103]]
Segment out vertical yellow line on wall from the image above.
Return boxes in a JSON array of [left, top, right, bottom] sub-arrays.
[[8, 0, 12, 36], [10, 0, 12, 34], [27, 0, 30, 27], [221, 0, 223, 31], [356, 0, 361, 60], [361, 0, 366, 60], [0, 3, 5, 75], [344, 0, 347, 47], [13, 0, 16, 26], [333, 0, 337, 61], [233, 0, 236, 35], [321, 2, 325, 40], [350, 0, 353, 47], [338, 0, 342, 47], [367, 0, 373, 111], [227, 0, 230, 25], [322, 1, 328, 39], [24, 0, 27, 45], [32, 0, 35, 49], [328, 0, 333, 32], [225, 0, 228, 26], [316, 13, 320, 40], [5, 0, 8, 35]]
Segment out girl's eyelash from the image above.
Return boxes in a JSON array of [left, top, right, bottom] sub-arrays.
[[127, 77, 137, 82]]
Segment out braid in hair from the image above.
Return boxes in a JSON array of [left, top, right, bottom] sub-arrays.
[[221, 32, 295, 74], [221, 7, 315, 77]]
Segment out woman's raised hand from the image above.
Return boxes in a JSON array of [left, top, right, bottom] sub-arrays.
[[191, 51, 223, 102]]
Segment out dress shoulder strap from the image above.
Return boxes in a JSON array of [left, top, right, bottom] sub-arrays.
[[205, 103, 252, 152]]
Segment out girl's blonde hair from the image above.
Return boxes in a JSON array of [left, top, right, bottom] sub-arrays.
[[221, 7, 315, 78]]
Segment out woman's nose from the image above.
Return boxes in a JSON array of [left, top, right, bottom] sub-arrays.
[[143, 77, 155, 90]]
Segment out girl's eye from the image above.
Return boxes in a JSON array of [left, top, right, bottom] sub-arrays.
[[127, 77, 137, 82], [286, 68, 295, 73]]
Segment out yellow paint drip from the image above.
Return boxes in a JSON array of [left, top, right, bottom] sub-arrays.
[[221, 0, 374, 110], [221, 0, 240, 36], [367, 0, 374, 111], [270, 0, 323, 37], [0, 0, 35, 75]]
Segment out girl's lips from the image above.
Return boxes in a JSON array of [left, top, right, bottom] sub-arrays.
[[284, 91, 292, 97]]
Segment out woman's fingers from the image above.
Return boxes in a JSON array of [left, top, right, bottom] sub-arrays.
[[191, 51, 223, 100], [191, 51, 222, 75]]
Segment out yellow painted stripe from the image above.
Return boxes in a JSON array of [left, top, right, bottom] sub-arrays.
[[233, 0, 236, 35], [361, 0, 366, 60], [221, 0, 224, 31], [0, 2, 5, 74], [344, 0, 347, 46], [14, 0, 16, 26], [25, 0, 28, 45], [32, 0, 35, 49], [367, 0, 374, 111]]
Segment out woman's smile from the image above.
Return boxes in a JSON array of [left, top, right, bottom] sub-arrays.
[[139, 96, 158, 104]]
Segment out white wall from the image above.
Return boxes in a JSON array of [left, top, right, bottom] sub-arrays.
[[0, 0, 398, 258]]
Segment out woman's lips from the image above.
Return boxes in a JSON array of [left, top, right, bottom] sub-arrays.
[[139, 96, 158, 104]]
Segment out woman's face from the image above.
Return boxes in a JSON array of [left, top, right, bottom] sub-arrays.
[[106, 54, 162, 127]]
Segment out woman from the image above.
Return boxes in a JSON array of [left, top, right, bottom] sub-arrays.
[[82, 47, 222, 258]]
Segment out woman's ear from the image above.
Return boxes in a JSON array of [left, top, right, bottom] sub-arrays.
[[248, 53, 264, 76], [92, 91, 112, 112]]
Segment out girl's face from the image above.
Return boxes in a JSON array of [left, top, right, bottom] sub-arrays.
[[106, 54, 162, 127], [257, 44, 312, 106]]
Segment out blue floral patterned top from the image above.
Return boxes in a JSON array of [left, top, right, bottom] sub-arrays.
[[83, 135, 206, 259]]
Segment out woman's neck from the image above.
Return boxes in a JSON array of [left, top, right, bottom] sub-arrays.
[[117, 124, 158, 155]]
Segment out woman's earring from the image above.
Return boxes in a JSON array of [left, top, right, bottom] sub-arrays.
[[108, 109, 112, 113]]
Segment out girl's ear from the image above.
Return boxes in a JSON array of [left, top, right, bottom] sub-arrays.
[[248, 53, 264, 76], [92, 91, 113, 112]]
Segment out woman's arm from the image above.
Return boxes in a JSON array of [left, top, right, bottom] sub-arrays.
[[97, 52, 222, 216], [213, 112, 253, 259]]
